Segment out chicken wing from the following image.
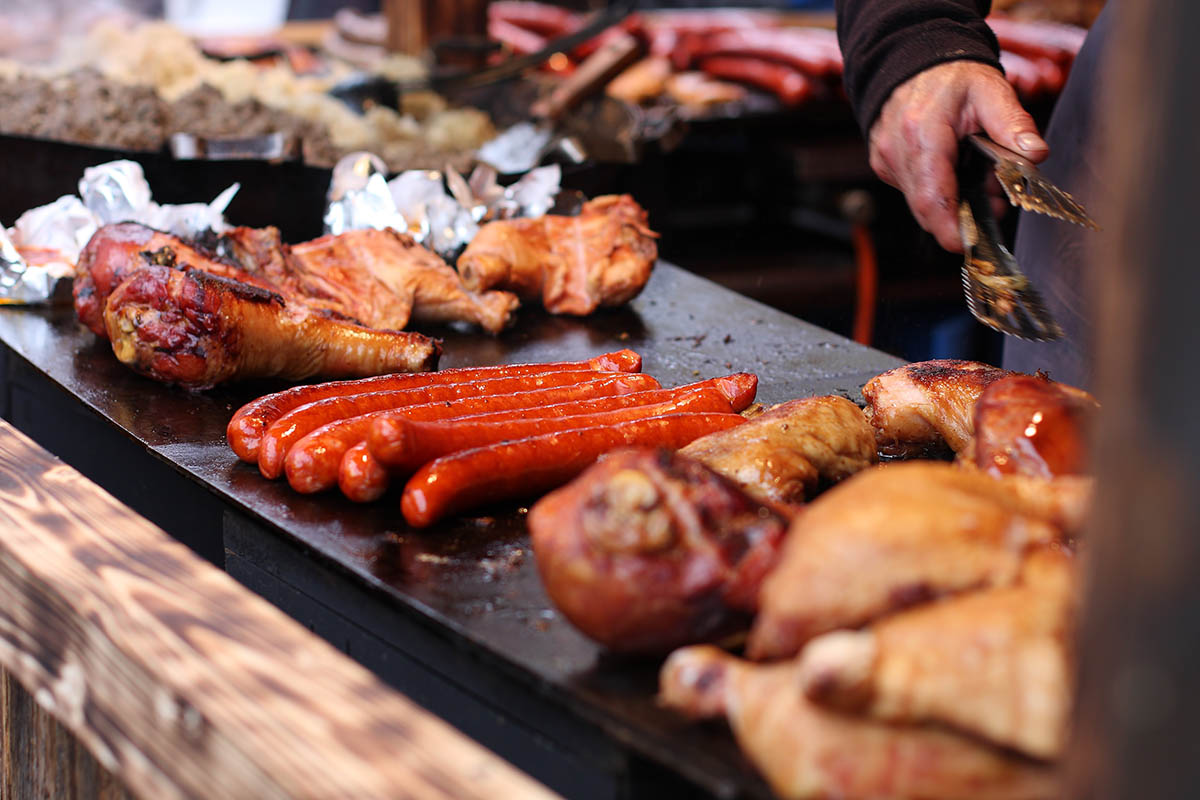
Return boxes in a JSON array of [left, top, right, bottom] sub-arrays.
[[797, 545, 1077, 759], [747, 462, 1091, 660], [679, 395, 876, 508], [971, 374, 1099, 479], [659, 645, 1058, 800], [457, 194, 658, 315], [104, 265, 440, 389], [862, 359, 1014, 457], [528, 448, 788, 655]]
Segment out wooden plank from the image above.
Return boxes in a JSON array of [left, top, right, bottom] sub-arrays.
[[1067, 1, 1200, 797], [0, 418, 558, 800], [2, 669, 135, 800]]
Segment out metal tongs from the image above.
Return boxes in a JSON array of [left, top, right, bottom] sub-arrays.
[[957, 133, 1099, 341]]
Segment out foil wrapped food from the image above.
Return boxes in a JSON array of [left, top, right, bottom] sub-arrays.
[[323, 151, 564, 261], [1, 159, 238, 304]]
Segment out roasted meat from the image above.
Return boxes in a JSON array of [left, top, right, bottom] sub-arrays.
[[284, 228, 519, 335], [747, 462, 1091, 660], [74, 221, 267, 337], [659, 645, 1058, 800], [797, 545, 1077, 760], [104, 265, 439, 389], [971, 374, 1099, 478], [862, 359, 1014, 457], [457, 194, 658, 315], [679, 395, 876, 508], [76, 222, 519, 338], [528, 448, 788, 655]]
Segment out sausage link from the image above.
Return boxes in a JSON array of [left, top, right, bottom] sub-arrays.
[[227, 348, 641, 462], [285, 372, 664, 493], [698, 29, 843, 78], [339, 441, 390, 503], [400, 412, 746, 527], [698, 56, 812, 105], [381, 390, 745, 473], [370, 372, 757, 468]]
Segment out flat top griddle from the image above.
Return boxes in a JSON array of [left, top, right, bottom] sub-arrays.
[[0, 262, 901, 799]]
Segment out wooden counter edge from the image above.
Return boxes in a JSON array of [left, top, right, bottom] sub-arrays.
[[0, 418, 559, 800]]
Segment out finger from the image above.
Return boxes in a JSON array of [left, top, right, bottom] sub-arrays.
[[969, 74, 1049, 162], [903, 122, 964, 252]]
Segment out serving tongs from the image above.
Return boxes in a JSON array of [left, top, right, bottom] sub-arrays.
[[957, 133, 1098, 341]]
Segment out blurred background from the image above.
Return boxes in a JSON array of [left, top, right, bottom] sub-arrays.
[[0, 0, 1103, 362]]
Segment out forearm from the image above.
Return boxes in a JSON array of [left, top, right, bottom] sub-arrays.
[[836, 0, 999, 131]]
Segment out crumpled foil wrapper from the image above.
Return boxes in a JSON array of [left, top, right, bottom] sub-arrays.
[[0, 160, 238, 305], [324, 152, 565, 262]]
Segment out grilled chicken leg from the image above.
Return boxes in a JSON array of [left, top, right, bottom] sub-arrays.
[[797, 545, 1077, 760], [747, 461, 1091, 660], [862, 359, 1014, 457], [104, 265, 440, 389], [679, 395, 877, 508], [659, 645, 1058, 800], [528, 448, 788, 654]]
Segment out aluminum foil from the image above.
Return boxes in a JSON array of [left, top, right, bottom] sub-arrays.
[[324, 153, 565, 262], [1, 159, 238, 305]]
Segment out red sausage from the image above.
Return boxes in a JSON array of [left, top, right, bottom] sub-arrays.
[[987, 17, 1086, 66], [488, 1, 581, 38], [698, 29, 843, 78], [339, 441, 390, 503], [285, 372, 667, 494], [370, 372, 758, 468], [489, 17, 548, 56], [698, 56, 812, 106], [400, 412, 746, 528], [260, 369, 659, 479], [380, 388, 751, 473], [1000, 50, 1043, 97], [227, 349, 641, 463]]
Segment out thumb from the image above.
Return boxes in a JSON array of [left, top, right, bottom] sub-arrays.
[[970, 79, 1049, 162]]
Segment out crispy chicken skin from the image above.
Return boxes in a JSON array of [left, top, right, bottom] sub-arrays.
[[103, 265, 439, 389], [798, 545, 1077, 760], [77, 222, 518, 338], [747, 462, 1091, 660], [285, 228, 519, 335], [862, 359, 1014, 457], [680, 395, 876, 508], [528, 448, 788, 655], [74, 221, 268, 337], [971, 374, 1099, 479], [457, 195, 658, 316], [659, 646, 1058, 800]]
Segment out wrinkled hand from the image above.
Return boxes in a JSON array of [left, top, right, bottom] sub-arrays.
[[868, 61, 1048, 253]]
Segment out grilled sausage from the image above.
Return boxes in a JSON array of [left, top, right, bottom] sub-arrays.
[[400, 412, 746, 527], [370, 372, 758, 469], [228, 348, 642, 463], [284, 371, 668, 493], [259, 369, 660, 479], [698, 56, 813, 105], [339, 441, 390, 503], [379, 390, 749, 473]]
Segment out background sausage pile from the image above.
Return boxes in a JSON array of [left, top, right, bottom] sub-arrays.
[[227, 350, 758, 527], [487, 1, 1088, 109]]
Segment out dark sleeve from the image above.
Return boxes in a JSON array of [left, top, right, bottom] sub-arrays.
[[836, 0, 1000, 133]]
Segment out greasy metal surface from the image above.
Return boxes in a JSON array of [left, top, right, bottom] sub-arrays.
[[0, 263, 900, 797]]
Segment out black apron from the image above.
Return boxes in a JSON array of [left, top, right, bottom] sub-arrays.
[[1002, 3, 1113, 391]]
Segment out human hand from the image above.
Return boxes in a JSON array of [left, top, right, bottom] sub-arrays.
[[867, 61, 1048, 252]]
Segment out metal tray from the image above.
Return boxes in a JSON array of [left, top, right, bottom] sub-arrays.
[[0, 263, 900, 799]]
